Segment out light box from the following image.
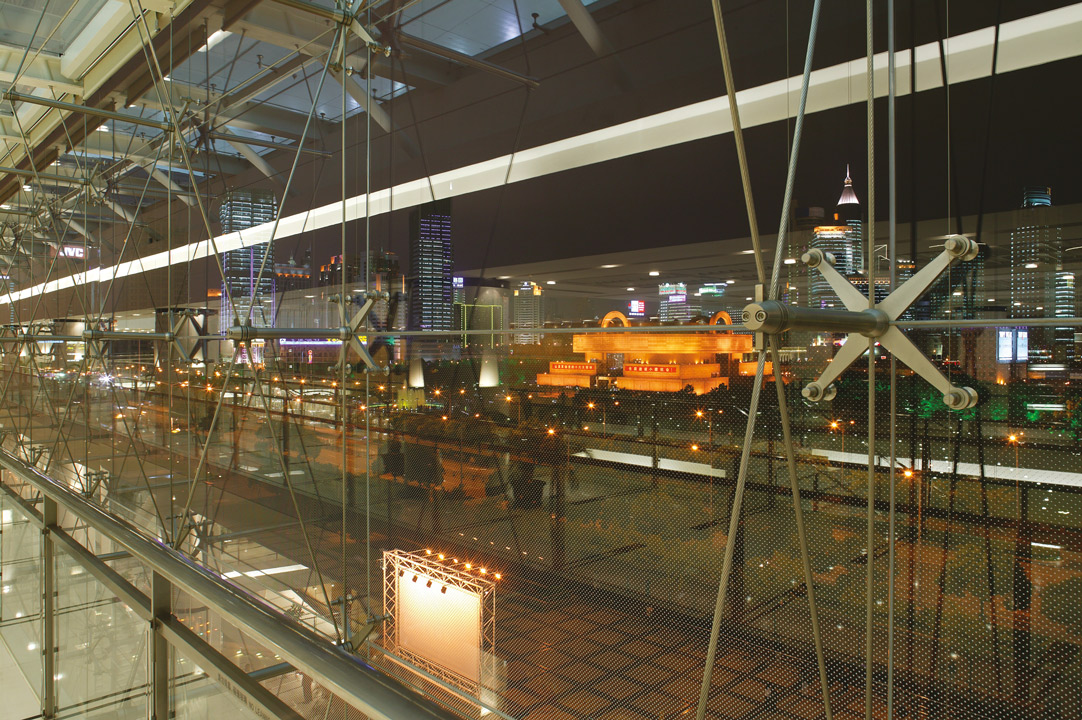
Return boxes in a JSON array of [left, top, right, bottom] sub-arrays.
[[382, 549, 496, 693]]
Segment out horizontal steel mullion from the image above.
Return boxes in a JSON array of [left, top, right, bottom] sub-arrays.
[[0, 474, 43, 527], [2, 91, 173, 131], [247, 661, 294, 682], [47, 527, 151, 621], [0, 334, 82, 343], [897, 316, 1082, 328], [226, 327, 346, 341], [0, 165, 91, 185], [83, 331, 174, 341], [159, 616, 304, 720]]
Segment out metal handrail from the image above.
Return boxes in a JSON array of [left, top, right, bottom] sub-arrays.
[[0, 449, 459, 720]]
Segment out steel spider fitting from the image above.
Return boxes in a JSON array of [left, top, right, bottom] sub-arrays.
[[743, 234, 980, 410]]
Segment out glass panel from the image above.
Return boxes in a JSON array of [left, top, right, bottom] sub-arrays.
[[1, 2, 1078, 718], [53, 543, 148, 718], [0, 491, 42, 699], [171, 647, 268, 720]]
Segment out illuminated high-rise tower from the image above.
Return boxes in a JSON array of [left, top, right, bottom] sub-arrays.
[[809, 167, 863, 309], [408, 199, 453, 333], [219, 189, 277, 329], [408, 200, 453, 358], [513, 281, 544, 344], [1010, 186, 1073, 363]]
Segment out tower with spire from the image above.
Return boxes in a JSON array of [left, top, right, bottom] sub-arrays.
[[808, 166, 864, 309]]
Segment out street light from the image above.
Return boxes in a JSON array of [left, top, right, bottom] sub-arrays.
[[587, 401, 606, 435], [830, 419, 853, 454], [1008, 432, 1022, 468], [695, 409, 714, 446]]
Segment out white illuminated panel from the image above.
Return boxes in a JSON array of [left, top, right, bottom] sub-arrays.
[[398, 570, 481, 683], [6, 6, 1082, 307], [382, 549, 496, 695]]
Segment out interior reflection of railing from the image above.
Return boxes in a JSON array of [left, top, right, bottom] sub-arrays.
[[0, 450, 458, 720]]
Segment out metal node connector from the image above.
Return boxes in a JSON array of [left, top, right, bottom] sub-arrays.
[[801, 382, 837, 402], [801, 248, 835, 268], [779, 236, 983, 409], [943, 386, 979, 410]]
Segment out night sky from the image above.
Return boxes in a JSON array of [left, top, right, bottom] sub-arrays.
[[334, 0, 1082, 275]]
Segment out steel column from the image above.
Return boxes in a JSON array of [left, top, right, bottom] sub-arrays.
[[41, 495, 56, 718], [151, 572, 171, 720]]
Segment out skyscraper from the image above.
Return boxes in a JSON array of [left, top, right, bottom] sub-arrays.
[[694, 283, 730, 317], [219, 190, 277, 329], [658, 282, 700, 322], [367, 251, 407, 332], [1010, 186, 1062, 318], [809, 167, 862, 309], [408, 199, 453, 335], [317, 254, 362, 287], [1010, 186, 1073, 363], [513, 281, 544, 344]]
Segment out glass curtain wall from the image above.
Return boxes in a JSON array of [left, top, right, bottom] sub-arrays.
[[0, 1, 1079, 718]]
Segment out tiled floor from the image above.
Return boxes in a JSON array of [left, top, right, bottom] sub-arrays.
[[0, 622, 44, 719], [493, 595, 840, 720]]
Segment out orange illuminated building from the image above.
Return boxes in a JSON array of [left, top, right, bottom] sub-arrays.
[[537, 311, 770, 394], [536, 361, 597, 388]]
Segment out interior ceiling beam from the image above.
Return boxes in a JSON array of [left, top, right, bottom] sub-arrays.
[[332, 68, 418, 158], [206, 131, 331, 157], [217, 128, 288, 195], [148, 166, 195, 206], [394, 33, 539, 88], [0, 0, 215, 206], [75, 130, 251, 176], [138, 77, 336, 141], [0, 49, 82, 96], [233, 5, 339, 57], [211, 52, 317, 109], [556, 0, 615, 58], [222, 0, 269, 31], [332, 68, 393, 134], [233, 5, 452, 90], [10, 71, 333, 160]]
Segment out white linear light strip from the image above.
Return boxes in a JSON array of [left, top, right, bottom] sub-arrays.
[[222, 563, 308, 579], [5, 4, 1081, 306]]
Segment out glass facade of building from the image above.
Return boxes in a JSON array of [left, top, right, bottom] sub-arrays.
[[0, 2, 1079, 719]]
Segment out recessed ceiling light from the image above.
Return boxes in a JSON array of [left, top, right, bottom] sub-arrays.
[[738, 249, 756, 255], [648, 270, 660, 276], [1024, 262, 1038, 269], [726, 280, 736, 284], [497, 275, 510, 280], [783, 258, 796, 264], [546, 280, 555, 285], [626, 287, 635, 291], [600, 264, 620, 269]]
